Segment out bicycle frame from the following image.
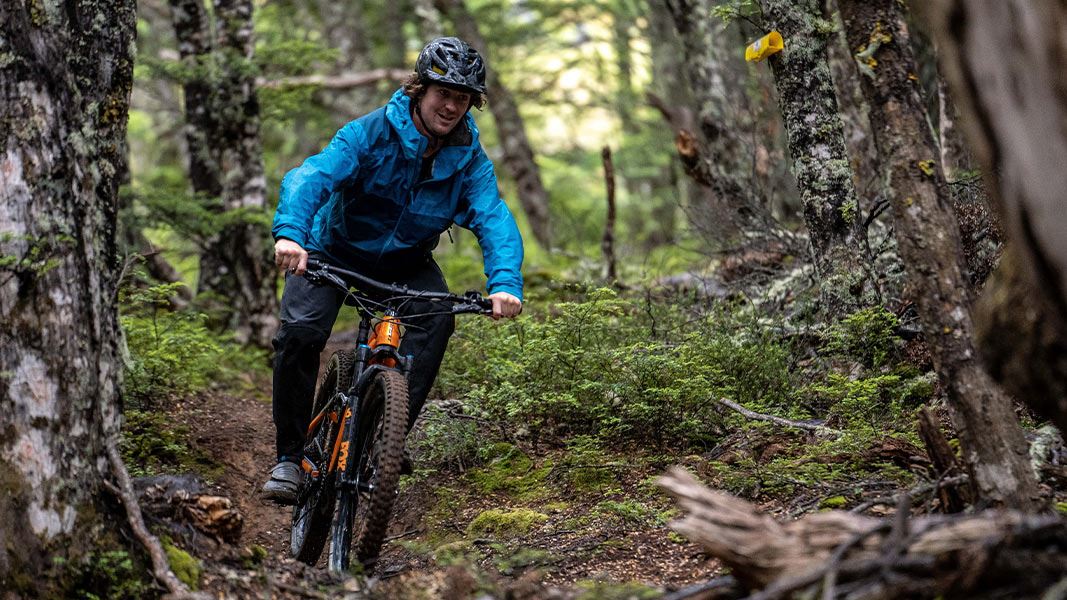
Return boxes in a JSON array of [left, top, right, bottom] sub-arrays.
[[298, 259, 490, 493]]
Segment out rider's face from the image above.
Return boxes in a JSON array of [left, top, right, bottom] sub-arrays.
[[416, 84, 472, 137]]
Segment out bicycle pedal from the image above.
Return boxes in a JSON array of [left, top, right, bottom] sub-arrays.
[[301, 457, 320, 478]]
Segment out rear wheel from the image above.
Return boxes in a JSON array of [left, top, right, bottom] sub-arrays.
[[291, 350, 354, 564], [328, 369, 408, 573]]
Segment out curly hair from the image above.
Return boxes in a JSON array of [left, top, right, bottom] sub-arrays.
[[403, 72, 486, 111]]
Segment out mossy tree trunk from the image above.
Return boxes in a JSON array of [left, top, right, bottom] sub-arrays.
[[838, 0, 1040, 510], [758, 0, 879, 314], [170, 0, 279, 348], [436, 0, 553, 250], [412, 0, 445, 41], [613, 0, 638, 132], [0, 1, 135, 594], [918, 0, 1067, 438]]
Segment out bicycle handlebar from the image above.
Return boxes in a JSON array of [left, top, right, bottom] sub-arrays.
[[302, 258, 493, 315]]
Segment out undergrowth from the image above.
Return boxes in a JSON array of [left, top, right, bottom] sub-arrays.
[[426, 289, 935, 503], [119, 281, 269, 409], [118, 279, 267, 478]]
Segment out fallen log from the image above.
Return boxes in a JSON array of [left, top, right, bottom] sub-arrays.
[[659, 467, 1067, 599], [136, 474, 244, 545]]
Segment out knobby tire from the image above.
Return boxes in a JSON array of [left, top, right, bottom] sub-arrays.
[[328, 369, 408, 573], [290, 350, 354, 565]]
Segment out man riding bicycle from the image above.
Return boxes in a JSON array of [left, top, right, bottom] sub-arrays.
[[264, 37, 524, 504]]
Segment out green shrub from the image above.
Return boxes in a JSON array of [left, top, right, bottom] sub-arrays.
[[119, 282, 269, 408], [438, 289, 796, 449], [120, 283, 225, 407], [69, 550, 150, 600], [408, 403, 483, 473], [823, 307, 901, 369]]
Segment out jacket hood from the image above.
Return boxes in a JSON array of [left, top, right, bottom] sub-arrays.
[[385, 88, 481, 165]]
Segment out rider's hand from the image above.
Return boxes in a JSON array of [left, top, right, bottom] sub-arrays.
[[275, 239, 309, 275], [488, 291, 522, 320]]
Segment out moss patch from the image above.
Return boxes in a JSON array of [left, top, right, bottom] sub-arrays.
[[575, 580, 661, 600], [467, 443, 552, 500], [494, 547, 557, 574], [819, 495, 848, 509], [432, 540, 478, 566], [466, 508, 548, 539], [163, 540, 201, 590]]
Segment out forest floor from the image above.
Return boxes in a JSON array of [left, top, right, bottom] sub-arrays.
[[154, 335, 724, 599], [143, 325, 1067, 599]]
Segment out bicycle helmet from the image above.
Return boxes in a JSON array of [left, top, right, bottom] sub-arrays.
[[416, 37, 487, 95]]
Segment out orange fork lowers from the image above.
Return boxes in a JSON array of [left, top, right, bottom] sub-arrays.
[[368, 315, 402, 368]]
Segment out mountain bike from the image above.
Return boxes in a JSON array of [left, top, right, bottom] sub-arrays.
[[289, 258, 492, 573]]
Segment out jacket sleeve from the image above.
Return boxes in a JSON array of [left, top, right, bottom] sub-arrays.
[[272, 121, 367, 247], [454, 147, 525, 300]]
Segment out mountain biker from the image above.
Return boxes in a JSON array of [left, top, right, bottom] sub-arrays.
[[263, 37, 524, 503]]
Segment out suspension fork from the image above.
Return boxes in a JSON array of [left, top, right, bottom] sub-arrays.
[[334, 315, 373, 488]]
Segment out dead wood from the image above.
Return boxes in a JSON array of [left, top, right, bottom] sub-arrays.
[[659, 467, 1067, 599], [138, 476, 244, 544], [601, 146, 617, 282], [915, 407, 969, 512], [713, 397, 840, 437]]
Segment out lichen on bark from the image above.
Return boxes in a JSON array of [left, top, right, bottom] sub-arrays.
[[758, 0, 879, 315], [1, 0, 140, 593]]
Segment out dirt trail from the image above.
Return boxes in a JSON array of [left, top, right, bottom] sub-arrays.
[[175, 331, 720, 597]]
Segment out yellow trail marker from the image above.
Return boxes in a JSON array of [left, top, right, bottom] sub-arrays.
[[745, 31, 784, 62]]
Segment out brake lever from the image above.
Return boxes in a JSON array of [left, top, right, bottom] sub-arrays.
[[303, 265, 348, 292], [463, 290, 494, 314]]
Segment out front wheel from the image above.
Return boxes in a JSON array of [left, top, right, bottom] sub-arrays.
[[328, 369, 409, 573]]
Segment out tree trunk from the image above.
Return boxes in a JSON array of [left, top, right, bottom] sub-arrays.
[[936, 74, 973, 182], [170, 0, 279, 348], [838, 0, 1039, 510], [314, 0, 377, 118], [380, 0, 411, 68], [602, 147, 618, 282], [824, 3, 882, 202], [0, 1, 135, 594], [758, 0, 879, 314], [662, 0, 773, 244], [436, 0, 553, 250], [613, 0, 638, 132], [917, 1, 1067, 437]]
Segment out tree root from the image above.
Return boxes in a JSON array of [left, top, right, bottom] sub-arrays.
[[105, 443, 208, 599]]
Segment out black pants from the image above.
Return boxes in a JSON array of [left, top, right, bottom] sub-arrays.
[[271, 254, 455, 461]]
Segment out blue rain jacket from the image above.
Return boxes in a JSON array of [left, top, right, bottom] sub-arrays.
[[273, 89, 524, 300]]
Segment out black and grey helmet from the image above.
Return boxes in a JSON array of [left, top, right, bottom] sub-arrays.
[[416, 37, 487, 95]]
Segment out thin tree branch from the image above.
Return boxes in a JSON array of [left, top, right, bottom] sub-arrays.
[[257, 68, 410, 90], [713, 397, 840, 436]]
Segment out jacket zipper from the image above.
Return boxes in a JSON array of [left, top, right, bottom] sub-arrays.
[[374, 138, 427, 268]]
